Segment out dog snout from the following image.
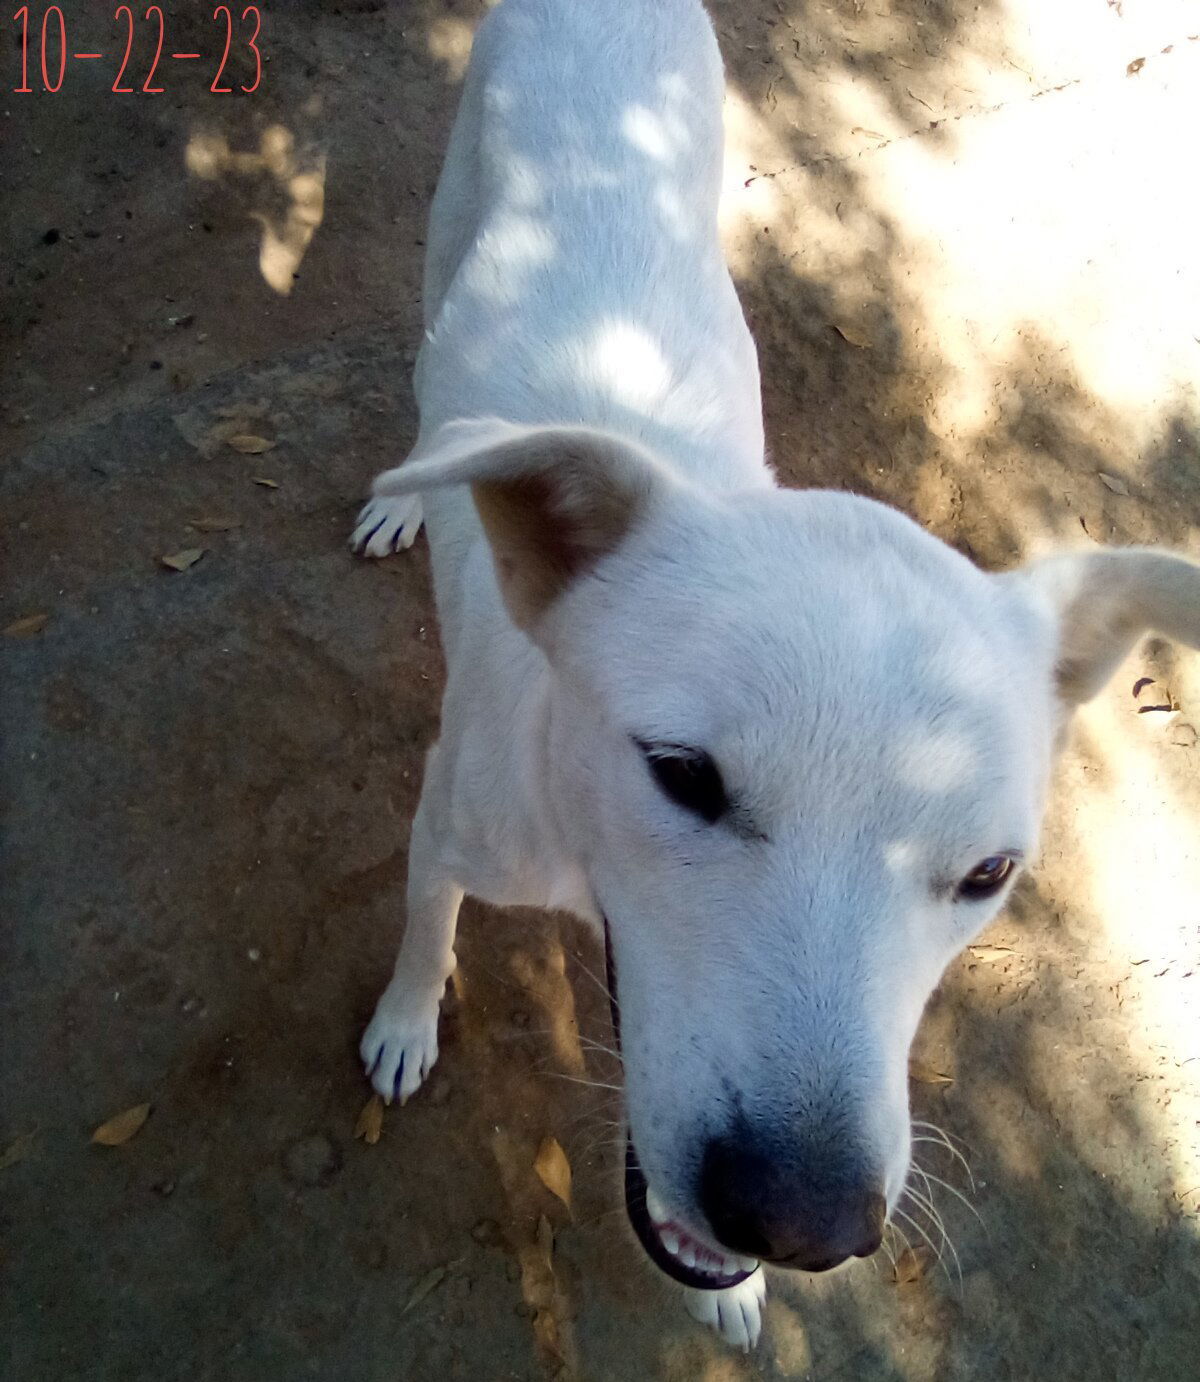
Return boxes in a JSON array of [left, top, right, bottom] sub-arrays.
[[698, 1133, 886, 1272]]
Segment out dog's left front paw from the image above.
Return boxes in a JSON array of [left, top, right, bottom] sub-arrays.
[[350, 494, 424, 558], [682, 1268, 766, 1352]]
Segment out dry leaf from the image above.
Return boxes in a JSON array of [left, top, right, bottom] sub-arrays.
[[833, 323, 873, 349], [226, 434, 276, 455], [92, 1103, 151, 1146], [909, 1062, 954, 1086], [188, 516, 242, 533], [893, 1244, 933, 1285], [533, 1136, 572, 1211], [355, 1094, 384, 1146], [252, 477, 279, 489], [159, 548, 206, 572], [4, 612, 49, 637], [0, 1131, 36, 1172], [1098, 472, 1129, 496], [401, 1263, 455, 1315], [968, 944, 1015, 963], [851, 126, 887, 141]]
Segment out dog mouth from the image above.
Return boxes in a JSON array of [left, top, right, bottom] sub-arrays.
[[624, 1139, 760, 1291], [602, 915, 759, 1292]]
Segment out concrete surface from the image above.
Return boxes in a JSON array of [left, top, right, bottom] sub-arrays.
[[3, 1, 1199, 1379]]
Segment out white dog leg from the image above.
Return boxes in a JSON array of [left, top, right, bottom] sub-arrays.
[[350, 493, 424, 558], [682, 1268, 767, 1352], [360, 802, 462, 1104]]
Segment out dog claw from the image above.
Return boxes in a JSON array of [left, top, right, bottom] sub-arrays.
[[360, 996, 440, 1104], [682, 1267, 766, 1351], [350, 494, 424, 558]]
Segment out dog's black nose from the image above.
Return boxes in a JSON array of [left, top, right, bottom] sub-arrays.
[[699, 1134, 886, 1271]]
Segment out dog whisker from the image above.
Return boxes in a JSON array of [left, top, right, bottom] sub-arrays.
[[884, 1217, 914, 1265], [546, 1072, 624, 1091], [567, 951, 617, 1006], [892, 1204, 961, 1291], [911, 1120, 976, 1188], [900, 1169, 965, 1292], [914, 1166, 985, 1229]]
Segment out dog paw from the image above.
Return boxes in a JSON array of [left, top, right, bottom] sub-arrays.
[[350, 494, 424, 558], [682, 1268, 766, 1352], [360, 997, 440, 1104]]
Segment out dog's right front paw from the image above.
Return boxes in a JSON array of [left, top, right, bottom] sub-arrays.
[[360, 999, 440, 1104], [350, 494, 424, 558]]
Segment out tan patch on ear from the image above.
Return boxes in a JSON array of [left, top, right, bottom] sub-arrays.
[[470, 436, 645, 627]]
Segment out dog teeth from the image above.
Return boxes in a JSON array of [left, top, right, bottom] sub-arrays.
[[660, 1229, 681, 1257], [645, 1187, 667, 1224], [678, 1244, 697, 1269]]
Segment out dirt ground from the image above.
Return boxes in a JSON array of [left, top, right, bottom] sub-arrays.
[[4, 2, 1199, 1379]]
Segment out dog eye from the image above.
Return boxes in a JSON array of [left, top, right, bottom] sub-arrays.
[[638, 743, 728, 824], [956, 855, 1016, 901]]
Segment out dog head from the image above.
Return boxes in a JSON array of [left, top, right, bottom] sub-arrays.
[[378, 419, 1200, 1290]]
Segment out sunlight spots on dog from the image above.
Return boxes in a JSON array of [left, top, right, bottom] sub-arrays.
[[653, 183, 695, 242], [500, 152, 543, 210], [883, 840, 921, 879], [894, 729, 979, 793], [622, 105, 675, 162], [462, 212, 557, 306], [586, 322, 675, 411]]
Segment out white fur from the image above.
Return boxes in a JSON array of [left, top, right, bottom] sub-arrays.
[[352, 0, 1200, 1348]]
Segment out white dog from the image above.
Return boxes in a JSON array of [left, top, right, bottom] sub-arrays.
[[351, 0, 1200, 1350]]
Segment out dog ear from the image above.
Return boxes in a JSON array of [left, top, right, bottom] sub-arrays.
[[1008, 548, 1200, 705], [371, 419, 672, 628]]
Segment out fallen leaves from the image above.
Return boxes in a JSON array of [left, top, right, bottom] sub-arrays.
[[188, 516, 242, 533], [533, 1136, 572, 1212], [252, 476, 279, 489], [4, 612, 50, 637], [833, 322, 873, 349], [1098, 472, 1130, 496], [92, 1103, 151, 1146], [354, 1094, 384, 1146], [968, 943, 1015, 963], [173, 400, 274, 459], [401, 1260, 461, 1315], [226, 434, 276, 455], [909, 1061, 954, 1086], [159, 547, 206, 572]]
